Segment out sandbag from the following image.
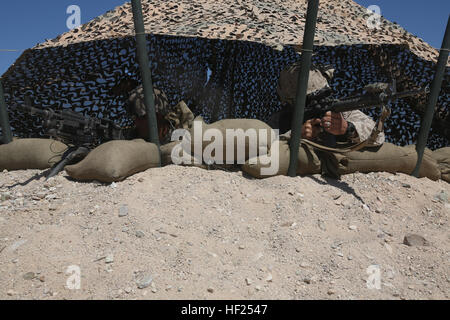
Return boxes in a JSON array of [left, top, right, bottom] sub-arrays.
[[242, 140, 321, 178], [333, 143, 441, 180], [184, 117, 276, 165], [65, 139, 160, 182], [0, 138, 68, 171], [432, 147, 450, 183]]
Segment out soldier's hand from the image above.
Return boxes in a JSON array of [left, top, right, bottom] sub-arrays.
[[321, 111, 348, 136], [302, 119, 321, 140]]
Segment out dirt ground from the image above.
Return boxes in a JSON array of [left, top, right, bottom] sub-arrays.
[[0, 165, 449, 300]]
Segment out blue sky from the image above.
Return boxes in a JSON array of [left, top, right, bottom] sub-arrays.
[[0, 1, 449, 75]]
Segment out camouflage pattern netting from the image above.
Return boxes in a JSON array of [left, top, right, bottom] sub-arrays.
[[1, 34, 449, 149]]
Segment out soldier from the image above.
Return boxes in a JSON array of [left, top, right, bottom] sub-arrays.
[[273, 61, 385, 147], [123, 84, 195, 145]]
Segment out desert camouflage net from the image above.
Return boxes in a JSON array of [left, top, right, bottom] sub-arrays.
[[1, 0, 449, 149]]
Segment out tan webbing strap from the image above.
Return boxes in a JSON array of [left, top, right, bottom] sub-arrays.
[[300, 106, 391, 154]]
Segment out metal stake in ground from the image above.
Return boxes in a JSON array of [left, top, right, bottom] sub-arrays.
[[0, 78, 13, 144], [412, 15, 449, 177], [130, 0, 161, 157], [288, 0, 320, 177]]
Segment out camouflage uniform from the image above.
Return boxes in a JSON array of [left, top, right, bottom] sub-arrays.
[[275, 61, 385, 146], [125, 85, 194, 144]]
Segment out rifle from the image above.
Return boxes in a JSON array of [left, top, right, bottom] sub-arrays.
[[9, 105, 127, 179], [277, 82, 429, 134]]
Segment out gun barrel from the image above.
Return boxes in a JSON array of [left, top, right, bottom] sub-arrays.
[[11, 104, 52, 118], [330, 87, 427, 114]]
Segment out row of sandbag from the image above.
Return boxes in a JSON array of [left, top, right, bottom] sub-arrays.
[[0, 118, 449, 183]]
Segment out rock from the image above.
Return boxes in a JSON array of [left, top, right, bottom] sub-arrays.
[[245, 278, 252, 286], [105, 254, 114, 264], [119, 205, 129, 217], [348, 225, 357, 230], [7, 289, 17, 296], [135, 231, 145, 238], [23, 272, 36, 280], [403, 234, 429, 247], [1, 192, 11, 202], [135, 273, 153, 289], [207, 287, 214, 293], [327, 289, 336, 295], [265, 273, 273, 282], [300, 262, 310, 268], [434, 190, 448, 203], [317, 219, 326, 231]]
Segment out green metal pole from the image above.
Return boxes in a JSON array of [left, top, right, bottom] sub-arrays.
[[288, 0, 320, 177], [0, 78, 13, 144], [412, 15, 449, 177], [130, 0, 161, 152]]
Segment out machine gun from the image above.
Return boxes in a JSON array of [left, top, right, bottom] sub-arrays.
[[277, 82, 430, 134], [9, 105, 127, 179]]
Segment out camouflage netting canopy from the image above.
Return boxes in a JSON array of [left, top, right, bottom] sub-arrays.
[[1, 0, 449, 149]]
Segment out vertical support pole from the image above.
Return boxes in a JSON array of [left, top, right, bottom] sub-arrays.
[[130, 0, 161, 154], [412, 15, 449, 177], [288, 0, 320, 177], [0, 78, 13, 144]]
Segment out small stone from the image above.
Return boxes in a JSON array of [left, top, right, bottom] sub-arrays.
[[207, 287, 214, 293], [265, 273, 273, 282], [434, 190, 448, 203], [300, 262, 310, 268], [7, 290, 17, 296], [105, 254, 114, 264], [255, 285, 262, 291], [135, 231, 145, 238], [39, 275, 46, 282], [317, 219, 326, 231], [327, 289, 336, 295], [110, 182, 117, 189], [136, 273, 153, 289], [337, 252, 344, 257], [238, 245, 245, 250], [402, 183, 411, 188], [23, 272, 36, 280], [124, 287, 132, 294], [119, 205, 129, 217], [245, 278, 252, 286], [347, 255, 353, 261], [403, 234, 429, 247], [138, 178, 144, 183], [349, 225, 357, 230], [151, 288, 157, 293]]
